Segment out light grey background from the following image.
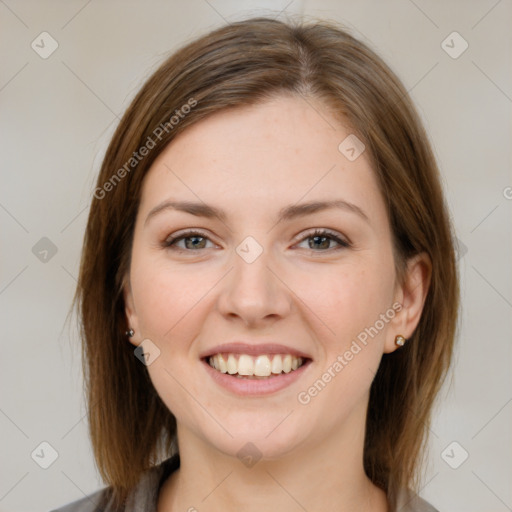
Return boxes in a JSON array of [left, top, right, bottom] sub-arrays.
[[1, 1, 511, 511]]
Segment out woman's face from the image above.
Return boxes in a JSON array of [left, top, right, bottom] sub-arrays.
[[124, 94, 414, 459]]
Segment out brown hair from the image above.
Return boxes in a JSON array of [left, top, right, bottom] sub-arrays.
[[74, 16, 459, 510]]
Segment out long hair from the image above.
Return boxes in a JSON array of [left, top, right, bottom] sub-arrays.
[[73, 17, 459, 510]]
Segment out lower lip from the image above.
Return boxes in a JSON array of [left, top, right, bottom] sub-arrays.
[[201, 358, 312, 396]]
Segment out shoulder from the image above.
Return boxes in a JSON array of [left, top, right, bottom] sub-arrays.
[[49, 487, 111, 512], [395, 487, 440, 512], [50, 455, 180, 512]]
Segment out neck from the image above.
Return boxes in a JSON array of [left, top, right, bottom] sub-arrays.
[[157, 413, 388, 512]]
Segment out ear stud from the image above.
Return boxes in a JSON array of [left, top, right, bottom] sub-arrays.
[[395, 335, 406, 347]]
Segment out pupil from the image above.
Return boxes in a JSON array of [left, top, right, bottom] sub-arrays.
[[311, 235, 329, 250], [186, 236, 205, 249]]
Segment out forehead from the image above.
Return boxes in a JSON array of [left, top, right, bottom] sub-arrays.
[[138, 95, 385, 224]]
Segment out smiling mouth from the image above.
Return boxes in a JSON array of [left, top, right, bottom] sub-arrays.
[[205, 353, 308, 379]]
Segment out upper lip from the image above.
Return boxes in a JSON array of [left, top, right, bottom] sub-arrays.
[[200, 342, 312, 360]]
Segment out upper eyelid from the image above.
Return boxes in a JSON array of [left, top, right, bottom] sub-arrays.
[[164, 228, 210, 241]]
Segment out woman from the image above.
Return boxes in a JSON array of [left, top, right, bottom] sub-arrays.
[[53, 16, 459, 512]]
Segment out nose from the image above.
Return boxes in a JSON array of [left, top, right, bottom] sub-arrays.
[[216, 247, 292, 327]]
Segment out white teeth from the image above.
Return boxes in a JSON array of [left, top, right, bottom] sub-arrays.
[[217, 354, 227, 373], [271, 355, 283, 374], [207, 353, 304, 377], [227, 354, 237, 374], [238, 355, 254, 376], [254, 355, 271, 377]]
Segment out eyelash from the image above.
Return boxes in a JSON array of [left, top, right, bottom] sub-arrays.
[[162, 228, 351, 253]]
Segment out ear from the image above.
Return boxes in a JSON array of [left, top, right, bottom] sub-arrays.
[[383, 252, 432, 354], [123, 275, 140, 348]]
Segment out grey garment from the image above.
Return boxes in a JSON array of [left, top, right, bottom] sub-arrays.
[[50, 455, 439, 512], [395, 487, 440, 512], [49, 455, 180, 512]]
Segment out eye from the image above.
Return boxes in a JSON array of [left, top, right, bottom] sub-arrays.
[[295, 229, 350, 252], [162, 230, 216, 251], [162, 228, 350, 253]]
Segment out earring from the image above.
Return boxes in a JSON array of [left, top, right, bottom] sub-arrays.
[[395, 335, 406, 347], [125, 328, 135, 337]]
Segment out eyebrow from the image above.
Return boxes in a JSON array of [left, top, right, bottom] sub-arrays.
[[144, 198, 369, 227]]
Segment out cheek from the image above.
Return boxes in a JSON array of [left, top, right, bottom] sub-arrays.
[[295, 261, 395, 349], [130, 258, 212, 414], [130, 255, 211, 340], [293, 264, 394, 425]]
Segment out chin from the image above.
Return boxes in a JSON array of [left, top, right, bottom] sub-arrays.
[[193, 415, 309, 463]]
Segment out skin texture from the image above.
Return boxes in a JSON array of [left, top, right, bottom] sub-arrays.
[[124, 94, 431, 512]]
